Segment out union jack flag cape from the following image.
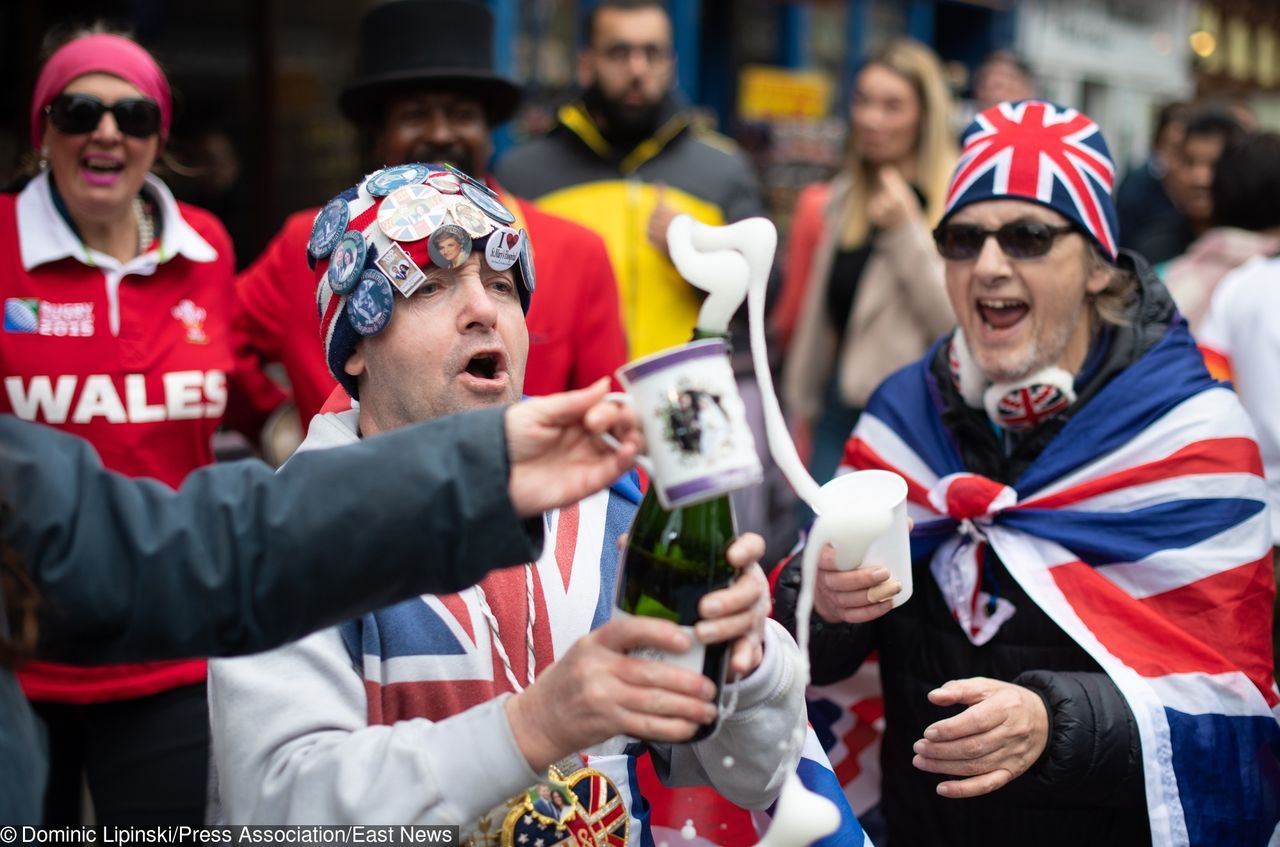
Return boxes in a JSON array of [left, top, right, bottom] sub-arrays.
[[843, 322, 1279, 846]]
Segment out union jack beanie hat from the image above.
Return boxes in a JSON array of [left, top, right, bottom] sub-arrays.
[[312, 163, 535, 399], [942, 100, 1119, 260]]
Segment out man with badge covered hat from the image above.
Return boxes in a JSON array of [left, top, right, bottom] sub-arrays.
[[770, 100, 1279, 846], [235, 0, 626, 433], [208, 166, 807, 839]]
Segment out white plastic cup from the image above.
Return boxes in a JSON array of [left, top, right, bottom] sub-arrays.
[[801, 469, 912, 608]]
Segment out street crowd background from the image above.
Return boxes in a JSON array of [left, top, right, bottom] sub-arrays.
[[4, 0, 1278, 268]]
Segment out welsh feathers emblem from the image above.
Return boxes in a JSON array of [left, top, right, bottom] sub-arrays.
[[171, 298, 209, 344]]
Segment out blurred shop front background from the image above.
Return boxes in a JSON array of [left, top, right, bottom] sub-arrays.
[[3, 0, 1277, 267]]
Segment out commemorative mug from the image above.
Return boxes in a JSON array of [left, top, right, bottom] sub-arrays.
[[603, 337, 762, 508]]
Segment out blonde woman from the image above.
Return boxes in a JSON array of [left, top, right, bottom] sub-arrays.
[[777, 39, 958, 483]]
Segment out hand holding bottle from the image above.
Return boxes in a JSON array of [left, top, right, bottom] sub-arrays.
[[503, 615, 719, 771], [694, 532, 770, 677]]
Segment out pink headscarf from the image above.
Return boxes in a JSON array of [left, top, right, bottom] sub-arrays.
[[30, 34, 171, 149]]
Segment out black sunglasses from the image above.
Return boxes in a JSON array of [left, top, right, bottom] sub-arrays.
[[46, 93, 162, 139], [933, 221, 1077, 260]]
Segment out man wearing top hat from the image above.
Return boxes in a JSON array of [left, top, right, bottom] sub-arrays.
[[235, 0, 627, 432]]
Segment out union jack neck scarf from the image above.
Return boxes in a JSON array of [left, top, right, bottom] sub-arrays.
[[948, 328, 1077, 432]]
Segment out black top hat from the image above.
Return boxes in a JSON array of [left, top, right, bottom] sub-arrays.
[[339, 0, 522, 126]]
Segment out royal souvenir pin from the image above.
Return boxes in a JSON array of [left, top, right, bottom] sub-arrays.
[[375, 242, 428, 296], [484, 227, 522, 272], [378, 184, 447, 242], [428, 224, 472, 269], [500, 766, 627, 847], [449, 201, 494, 238], [441, 162, 483, 187], [445, 164, 499, 199], [327, 231, 367, 295], [308, 199, 349, 262], [426, 172, 462, 194], [517, 229, 536, 292], [460, 182, 516, 226], [365, 163, 431, 197], [346, 270, 394, 336]]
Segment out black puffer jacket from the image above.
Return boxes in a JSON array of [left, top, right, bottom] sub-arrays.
[[774, 253, 1170, 846]]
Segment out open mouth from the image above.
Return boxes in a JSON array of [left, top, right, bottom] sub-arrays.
[[80, 156, 125, 186], [82, 156, 124, 174], [977, 298, 1029, 330], [464, 352, 503, 381]]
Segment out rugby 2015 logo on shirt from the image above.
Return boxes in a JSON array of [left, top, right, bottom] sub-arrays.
[[4, 298, 94, 337], [3, 299, 38, 333]]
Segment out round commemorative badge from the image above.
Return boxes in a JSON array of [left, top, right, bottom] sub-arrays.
[[460, 181, 516, 226], [365, 163, 431, 197], [327, 231, 367, 295], [518, 228, 536, 293], [426, 172, 462, 194], [378, 184, 447, 242], [484, 227, 522, 272], [346, 270, 394, 336], [427, 224, 473, 269], [441, 162, 480, 185], [449, 201, 494, 239], [307, 199, 349, 262]]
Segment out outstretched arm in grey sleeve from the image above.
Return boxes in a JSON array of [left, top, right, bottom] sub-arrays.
[[3, 408, 536, 663], [3, 381, 642, 663]]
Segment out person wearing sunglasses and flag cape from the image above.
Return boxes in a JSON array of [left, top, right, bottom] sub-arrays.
[[772, 100, 1279, 846], [0, 28, 276, 825]]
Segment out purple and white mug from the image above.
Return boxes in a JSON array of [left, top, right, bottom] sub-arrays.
[[607, 337, 762, 508]]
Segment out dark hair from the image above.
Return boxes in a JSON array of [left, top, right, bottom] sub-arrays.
[[582, 0, 668, 47], [1181, 108, 1246, 145], [1151, 100, 1191, 147], [1211, 132, 1280, 231], [40, 19, 137, 63], [978, 48, 1032, 79], [0, 507, 40, 669]]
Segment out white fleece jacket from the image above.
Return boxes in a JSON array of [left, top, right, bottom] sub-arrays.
[[208, 410, 805, 836]]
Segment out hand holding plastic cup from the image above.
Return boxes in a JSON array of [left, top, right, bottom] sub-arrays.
[[801, 469, 913, 608]]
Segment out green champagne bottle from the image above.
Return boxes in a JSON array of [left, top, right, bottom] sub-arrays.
[[616, 330, 738, 742]]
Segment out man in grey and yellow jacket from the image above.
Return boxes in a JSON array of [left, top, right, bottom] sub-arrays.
[[496, 0, 764, 359]]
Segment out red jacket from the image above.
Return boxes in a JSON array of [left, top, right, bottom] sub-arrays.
[[236, 181, 628, 426], [1, 173, 240, 703], [773, 182, 828, 353]]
